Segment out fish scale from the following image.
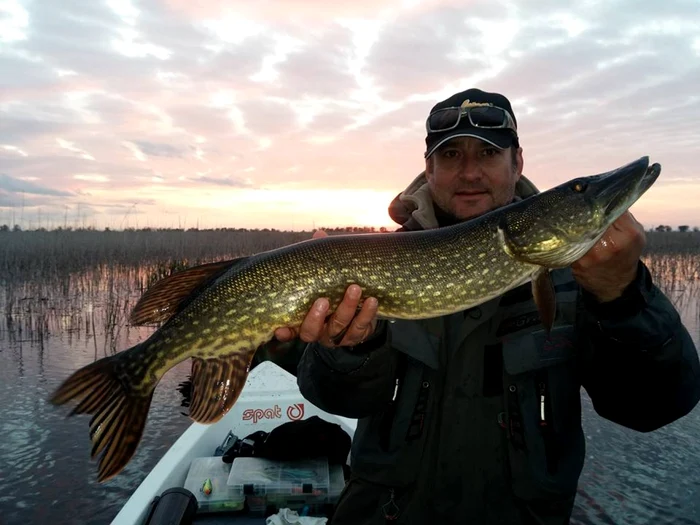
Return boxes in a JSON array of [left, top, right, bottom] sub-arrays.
[[48, 156, 661, 483]]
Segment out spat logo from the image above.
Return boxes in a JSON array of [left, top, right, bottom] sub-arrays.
[[242, 403, 305, 424], [286, 403, 304, 421], [241, 405, 281, 424]]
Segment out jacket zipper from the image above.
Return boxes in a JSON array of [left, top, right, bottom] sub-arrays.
[[379, 353, 408, 452], [382, 488, 400, 521], [539, 381, 548, 428], [537, 373, 558, 475]]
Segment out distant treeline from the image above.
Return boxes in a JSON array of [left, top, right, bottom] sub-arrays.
[[653, 225, 699, 232], [0, 224, 696, 234], [644, 230, 700, 254], [1, 227, 698, 286], [0, 225, 390, 234]]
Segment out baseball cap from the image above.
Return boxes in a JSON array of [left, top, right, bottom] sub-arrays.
[[424, 88, 519, 158]]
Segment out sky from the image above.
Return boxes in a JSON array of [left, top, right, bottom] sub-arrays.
[[1, 0, 699, 231]]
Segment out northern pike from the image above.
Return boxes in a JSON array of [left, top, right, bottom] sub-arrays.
[[49, 156, 661, 482]]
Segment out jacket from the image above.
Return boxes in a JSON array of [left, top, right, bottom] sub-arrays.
[[296, 171, 700, 524]]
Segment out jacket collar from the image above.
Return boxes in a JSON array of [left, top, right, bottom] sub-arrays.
[[388, 170, 541, 231]]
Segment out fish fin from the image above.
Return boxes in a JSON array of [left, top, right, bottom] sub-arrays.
[[532, 267, 557, 336], [130, 257, 248, 326], [188, 350, 256, 424], [48, 354, 154, 483]]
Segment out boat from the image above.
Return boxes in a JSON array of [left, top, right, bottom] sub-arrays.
[[111, 361, 358, 524]]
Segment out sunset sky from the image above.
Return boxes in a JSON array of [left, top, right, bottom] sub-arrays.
[[1, 0, 699, 231]]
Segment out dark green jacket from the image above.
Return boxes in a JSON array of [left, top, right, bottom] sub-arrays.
[[295, 173, 700, 524]]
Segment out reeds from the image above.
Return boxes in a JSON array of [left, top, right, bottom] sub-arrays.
[[645, 231, 700, 256], [0, 229, 312, 285], [1, 229, 698, 356], [0, 229, 311, 351]]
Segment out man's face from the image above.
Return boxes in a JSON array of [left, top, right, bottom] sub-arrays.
[[425, 136, 523, 221]]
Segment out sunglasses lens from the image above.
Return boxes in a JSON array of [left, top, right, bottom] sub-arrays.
[[428, 108, 460, 131], [469, 106, 507, 127]]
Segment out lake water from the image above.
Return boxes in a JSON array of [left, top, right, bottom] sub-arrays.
[[1, 254, 699, 525]]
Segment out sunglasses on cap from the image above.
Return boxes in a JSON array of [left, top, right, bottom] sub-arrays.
[[426, 104, 517, 133]]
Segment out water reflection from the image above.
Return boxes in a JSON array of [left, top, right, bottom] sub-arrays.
[[0, 265, 194, 525], [571, 253, 700, 525], [0, 255, 699, 524]]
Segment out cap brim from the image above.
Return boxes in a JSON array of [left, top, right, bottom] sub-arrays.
[[425, 129, 513, 158]]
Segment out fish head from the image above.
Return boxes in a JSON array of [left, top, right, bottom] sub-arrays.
[[497, 156, 660, 268]]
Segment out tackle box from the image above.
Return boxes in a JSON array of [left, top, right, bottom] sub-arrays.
[[227, 457, 344, 514], [183, 457, 246, 514]]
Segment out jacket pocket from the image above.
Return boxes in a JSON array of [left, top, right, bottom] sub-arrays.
[[347, 327, 435, 489], [350, 355, 431, 479], [379, 320, 439, 453], [501, 324, 586, 502]]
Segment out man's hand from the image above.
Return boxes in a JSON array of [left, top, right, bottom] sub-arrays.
[[274, 284, 380, 347], [571, 211, 646, 303]]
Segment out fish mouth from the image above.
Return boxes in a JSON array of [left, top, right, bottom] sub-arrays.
[[588, 156, 661, 220]]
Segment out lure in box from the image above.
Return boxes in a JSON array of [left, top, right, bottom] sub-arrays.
[[183, 457, 245, 514]]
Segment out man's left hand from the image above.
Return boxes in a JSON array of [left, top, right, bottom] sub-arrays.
[[571, 211, 646, 303]]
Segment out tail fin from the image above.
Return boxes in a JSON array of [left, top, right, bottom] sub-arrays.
[[49, 354, 154, 483]]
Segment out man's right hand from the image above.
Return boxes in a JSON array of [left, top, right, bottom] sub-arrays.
[[274, 284, 379, 348]]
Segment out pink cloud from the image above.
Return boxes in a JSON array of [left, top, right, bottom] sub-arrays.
[[1, 0, 698, 232], [159, 0, 465, 21]]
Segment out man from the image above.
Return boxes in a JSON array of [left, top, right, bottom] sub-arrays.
[[274, 88, 700, 524]]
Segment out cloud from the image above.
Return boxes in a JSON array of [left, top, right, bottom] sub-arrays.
[[0, 190, 64, 209], [21, 0, 164, 79], [0, 106, 76, 142], [0, 173, 73, 197], [196, 175, 254, 187], [364, 7, 490, 99], [0, 0, 699, 231], [158, 0, 439, 21], [130, 140, 187, 158], [271, 25, 358, 99], [238, 98, 300, 136], [73, 173, 110, 182]]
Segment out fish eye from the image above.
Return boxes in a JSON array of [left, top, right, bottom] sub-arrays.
[[572, 180, 587, 193]]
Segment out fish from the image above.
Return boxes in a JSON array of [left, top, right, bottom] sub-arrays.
[[48, 156, 661, 483]]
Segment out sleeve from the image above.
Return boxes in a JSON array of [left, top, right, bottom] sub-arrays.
[[578, 260, 700, 432], [295, 320, 400, 419]]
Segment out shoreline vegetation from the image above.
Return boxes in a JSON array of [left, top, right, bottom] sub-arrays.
[[1, 227, 698, 355], [1, 227, 699, 280]]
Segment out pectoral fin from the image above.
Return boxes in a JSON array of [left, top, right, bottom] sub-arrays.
[[532, 267, 556, 336], [188, 350, 257, 424]]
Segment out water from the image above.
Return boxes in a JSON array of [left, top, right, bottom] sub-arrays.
[[1, 254, 699, 525], [0, 267, 195, 524], [571, 254, 700, 525]]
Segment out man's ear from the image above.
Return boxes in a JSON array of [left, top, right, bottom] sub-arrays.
[[514, 147, 524, 178], [425, 156, 434, 183]]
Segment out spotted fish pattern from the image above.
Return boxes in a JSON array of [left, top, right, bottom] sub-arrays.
[[49, 156, 660, 483]]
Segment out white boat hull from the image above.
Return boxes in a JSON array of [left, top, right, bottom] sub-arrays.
[[112, 362, 358, 525]]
